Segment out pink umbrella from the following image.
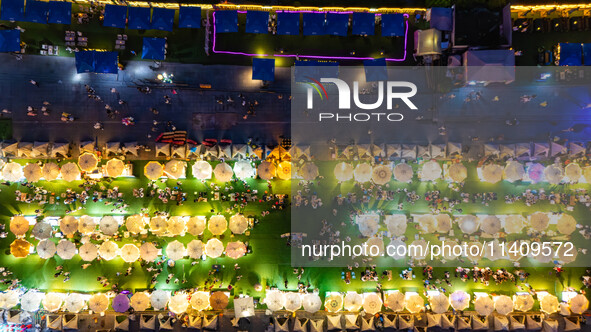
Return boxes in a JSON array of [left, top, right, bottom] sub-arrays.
[[528, 163, 544, 183], [112, 294, 130, 313]]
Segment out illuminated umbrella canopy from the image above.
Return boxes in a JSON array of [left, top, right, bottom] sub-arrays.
[[465, 242, 483, 263], [394, 163, 413, 182], [57, 239, 76, 259], [125, 215, 145, 234], [565, 163, 582, 183], [98, 240, 119, 260], [458, 215, 480, 234], [205, 238, 224, 258], [481, 216, 502, 235], [530, 212, 549, 232], [78, 215, 96, 234], [299, 162, 319, 181], [334, 162, 353, 182], [42, 293, 64, 312], [441, 240, 459, 261], [429, 293, 449, 314], [514, 294, 534, 312], [569, 294, 589, 315], [213, 162, 233, 182], [420, 160, 442, 181], [385, 215, 407, 237], [89, 293, 109, 313], [363, 293, 382, 315], [140, 242, 159, 261], [257, 161, 276, 180], [229, 214, 248, 234], [354, 163, 372, 183], [372, 165, 392, 185], [504, 215, 525, 234], [99, 216, 119, 235], [42, 162, 60, 180], [37, 239, 56, 259], [187, 240, 205, 259], [494, 295, 514, 316], [325, 293, 343, 313], [385, 291, 405, 312], [21, 291, 43, 312], [130, 292, 150, 311], [365, 237, 384, 256], [167, 216, 186, 236], [106, 159, 125, 177], [192, 160, 213, 180], [357, 214, 380, 237], [65, 293, 85, 313], [0, 290, 19, 309], [484, 239, 504, 261], [208, 215, 228, 235], [303, 293, 322, 313], [448, 163, 467, 182], [344, 292, 363, 312], [60, 162, 80, 182], [277, 161, 291, 180], [417, 215, 436, 233], [527, 163, 545, 182], [474, 295, 494, 316], [149, 216, 167, 235], [150, 290, 170, 310], [79, 242, 98, 261], [210, 291, 229, 310], [60, 216, 78, 235], [186, 216, 206, 236], [10, 216, 29, 236], [144, 161, 164, 181], [112, 293, 130, 313], [2, 162, 23, 182], [190, 292, 210, 311], [504, 161, 525, 182], [405, 294, 424, 313], [169, 293, 189, 314], [544, 165, 564, 184], [284, 292, 302, 312], [584, 166, 591, 183], [78, 153, 98, 172], [164, 160, 185, 179], [234, 160, 255, 179], [120, 244, 140, 263], [409, 240, 428, 260], [450, 291, 470, 311], [226, 241, 247, 259], [540, 294, 559, 314], [23, 163, 42, 182], [482, 164, 503, 183], [264, 291, 285, 312], [557, 214, 576, 235], [557, 244, 577, 264], [166, 240, 186, 261], [435, 214, 452, 233]]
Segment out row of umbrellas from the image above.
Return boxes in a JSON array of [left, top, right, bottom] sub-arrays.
[[483, 162, 591, 184], [145, 160, 294, 181]]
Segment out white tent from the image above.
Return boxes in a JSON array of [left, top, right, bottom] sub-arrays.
[[430, 144, 446, 158], [105, 142, 120, 156], [515, 143, 531, 158], [447, 142, 462, 156], [123, 142, 139, 157], [463, 50, 515, 84], [79, 141, 95, 154], [401, 144, 417, 159], [232, 144, 248, 159], [550, 142, 567, 157], [499, 144, 516, 158], [192, 161, 212, 180], [155, 143, 170, 157], [16, 142, 33, 158], [417, 145, 430, 159], [171, 145, 185, 159], [2, 142, 18, 156], [386, 144, 401, 158], [51, 142, 69, 158], [533, 143, 549, 157], [569, 142, 586, 157], [484, 144, 500, 156]]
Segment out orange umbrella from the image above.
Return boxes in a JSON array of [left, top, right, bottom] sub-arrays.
[[10, 239, 31, 258], [209, 291, 229, 310]]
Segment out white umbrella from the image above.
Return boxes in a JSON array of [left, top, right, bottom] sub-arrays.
[[60, 162, 80, 182], [299, 162, 319, 181], [544, 165, 564, 184], [167, 216, 186, 236], [23, 163, 42, 182], [125, 215, 145, 234], [504, 215, 525, 234], [363, 293, 382, 315], [417, 215, 436, 233], [187, 240, 205, 259], [42, 162, 60, 180], [420, 160, 442, 181], [226, 241, 247, 259], [130, 292, 150, 311], [480, 216, 502, 235], [192, 161, 213, 180], [394, 163, 413, 182], [474, 295, 494, 316], [78, 153, 98, 172], [0, 290, 19, 310], [106, 159, 125, 177], [21, 291, 43, 312], [284, 292, 302, 312], [334, 162, 353, 181], [569, 294, 589, 315], [99, 216, 119, 235], [2, 162, 23, 182], [385, 291, 405, 312], [494, 295, 513, 315], [57, 240, 77, 259], [59, 216, 78, 235], [458, 215, 480, 234], [504, 161, 525, 182], [466, 242, 483, 263], [144, 161, 163, 180], [441, 240, 459, 261], [89, 293, 109, 313], [565, 163, 582, 182], [150, 290, 170, 310], [208, 215, 227, 235], [357, 214, 380, 237], [257, 161, 276, 180], [190, 292, 210, 311], [540, 294, 559, 314], [448, 163, 467, 182], [514, 294, 534, 312], [372, 165, 391, 185], [557, 245, 577, 264], [234, 160, 255, 179], [79, 242, 98, 261], [405, 294, 424, 313], [42, 293, 63, 312], [10, 216, 29, 236], [213, 162, 233, 182], [354, 163, 372, 183], [37, 239, 56, 259], [429, 293, 449, 314], [449, 291, 470, 311], [484, 239, 504, 261], [530, 212, 549, 232], [344, 292, 363, 312], [557, 214, 576, 235], [164, 160, 185, 179], [186, 216, 206, 236], [78, 215, 96, 234], [365, 237, 384, 256], [302, 293, 322, 313], [205, 238, 224, 258], [140, 242, 159, 262], [168, 293, 189, 314], [229, 214, 248, 234], [385, 215, 407, 236], [149, 216, 167, 235], [435, 214, 452, 233], [482, 164, 503, 183], [265, 291, 285, 312], [410, 239, 428, 260], [98, 241, 119, 260], [325, 293, 343, 313], [120, 244, 140, 263], [64, 293, 85, 313], [166, 240, 186, 260]]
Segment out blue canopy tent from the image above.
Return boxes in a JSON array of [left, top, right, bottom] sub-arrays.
[[559, 43, 582, 66], [25, 0, 48, 24], [142, 37, 166, 60], [47, 1, 71, 24], [326, 13, 348, 36], [252, 58, 275, 81], [94, 51, 118, 74], [0, 0, 24, 21], [351, 12, 374, 36], [214, 10, 238, 33], [583, 44, 591, 65], [128, 6, 150, 29], [245, 11, 269, 34], [178, 6, 201, 28], [303, 13, 325, 36], [0, 30, 20, 52], [103, 5, 127, 28], [75, 51, 95, 73], [363, 58, 388, 82], [277, 12, 299, 35], [429, 7, 452, 31], [151, 7, 174, 31], [381, 13, 405, 37]]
